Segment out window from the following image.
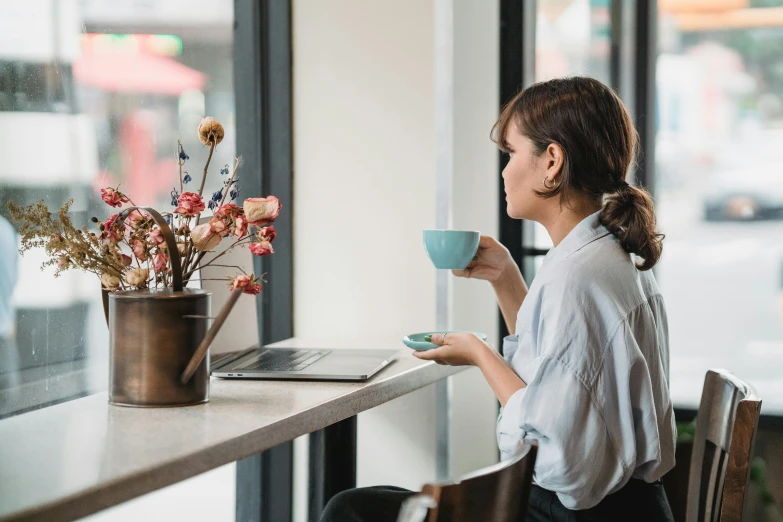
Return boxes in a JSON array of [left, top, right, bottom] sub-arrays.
[[521, 0, 614, 277], [0, 62, 74, 113], [536, 0, 612, 84], [656, 0, 783, 414], [0, 0, 235, 418]]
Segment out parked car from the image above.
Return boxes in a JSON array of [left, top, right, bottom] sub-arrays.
[[703, 165, 783, 221]]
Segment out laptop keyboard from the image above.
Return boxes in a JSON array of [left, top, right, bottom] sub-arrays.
[[234, 349, 328, 372]]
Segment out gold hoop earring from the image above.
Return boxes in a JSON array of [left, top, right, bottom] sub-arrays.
[[543, 177, 557, 189]]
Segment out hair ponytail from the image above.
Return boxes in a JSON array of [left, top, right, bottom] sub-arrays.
[[599, 183, 664, 271]]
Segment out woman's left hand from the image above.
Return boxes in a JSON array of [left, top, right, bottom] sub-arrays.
[[412, 332, 490, 366]]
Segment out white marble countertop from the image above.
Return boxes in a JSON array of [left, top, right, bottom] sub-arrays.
[[0, 339, 462, 522]]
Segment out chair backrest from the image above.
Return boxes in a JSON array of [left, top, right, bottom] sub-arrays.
[[686, 369, 761, 522], [397, 442, 537, 522]]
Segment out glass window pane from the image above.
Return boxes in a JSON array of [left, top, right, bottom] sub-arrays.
[[529, 0, 613, 252], [0, 0, 235, 418], [536, 0, 613, 84], [656, 0, 783, 413]]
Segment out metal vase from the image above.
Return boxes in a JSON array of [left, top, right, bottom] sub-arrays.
[[104, 205, 211, 407], [108, 289, 211, 407]]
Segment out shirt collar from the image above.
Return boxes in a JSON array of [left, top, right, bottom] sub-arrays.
[[547, 210, 610, 262]]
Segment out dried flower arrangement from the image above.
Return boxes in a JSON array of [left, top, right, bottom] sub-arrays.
[[7, 117, 281, 295]]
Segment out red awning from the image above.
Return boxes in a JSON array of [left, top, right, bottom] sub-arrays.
[[73, 52, 206, 96]]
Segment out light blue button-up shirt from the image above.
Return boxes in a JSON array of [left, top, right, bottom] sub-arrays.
[[497, 211, 676, 510]]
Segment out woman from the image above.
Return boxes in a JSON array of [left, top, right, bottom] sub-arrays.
[[322, 77, 676, 522]]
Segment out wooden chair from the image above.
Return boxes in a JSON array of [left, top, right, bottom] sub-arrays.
[[684, 369, 762, 522], [396, 442, 537, 522]]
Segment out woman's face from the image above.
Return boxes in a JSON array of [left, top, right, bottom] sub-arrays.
[[501, 123, 562, 221]]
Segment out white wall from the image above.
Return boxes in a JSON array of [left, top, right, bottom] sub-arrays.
[[292, 0, 501, 509], [292, 0, 439, 493]]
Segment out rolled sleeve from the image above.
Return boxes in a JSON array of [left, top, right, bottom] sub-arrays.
[[501, 334, 519, 364], [496, 386, 528, 459]]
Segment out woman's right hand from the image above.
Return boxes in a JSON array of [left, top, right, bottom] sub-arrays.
[[452, 235, 516, 283]]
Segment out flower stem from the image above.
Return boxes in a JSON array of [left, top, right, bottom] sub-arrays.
[[200, 264, 247, 274], [198, 143, 215, 198], [218, 157, 241, 208], [185, 141, 217, 282], [183, 236, 253, 280], [178, 140, 184, 194]]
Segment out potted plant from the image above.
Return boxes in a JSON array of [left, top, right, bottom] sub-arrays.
[[7, 117, 281, 407]]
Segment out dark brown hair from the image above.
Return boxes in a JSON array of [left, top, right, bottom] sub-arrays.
[[492, 76, 663, 271]]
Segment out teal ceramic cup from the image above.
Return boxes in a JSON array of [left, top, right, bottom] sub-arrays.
[[422, 229, 480, 270]]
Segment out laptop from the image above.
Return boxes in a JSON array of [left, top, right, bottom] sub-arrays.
[[195, 221, 398, 381], [210, 346, 398, 381]]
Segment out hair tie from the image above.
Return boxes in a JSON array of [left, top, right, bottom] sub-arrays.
[[616, 180, 630, 191]]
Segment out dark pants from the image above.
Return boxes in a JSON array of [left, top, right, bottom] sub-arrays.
[[320, 480, 674, 522]]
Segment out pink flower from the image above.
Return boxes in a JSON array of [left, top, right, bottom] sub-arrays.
[[243, 196, 281, 226], [101, 187, 129, 208], [208, 217, 227, 235], [148, 226, 166, 245], [215, 203, 241, 219], [127, 210, 146, 229], [174, 192, 206, 216], [102, 214, 121, 244], [215, 203, 248, 237], [257, 226, 277, 243], [153, 252, 168, 272], [57, 255, 70, 269], [122, 211, 146, 240], [230, 274, 250, 289], [249, 240, 274, 256], [132, 239, 148, 261], [229, 274, 262, 295], [234, 215, 248, 237], [191, 223, 222, 251], [120, 254, 133, 267]]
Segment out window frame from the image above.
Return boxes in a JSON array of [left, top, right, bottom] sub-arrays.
[[233, 0, 295, 520]]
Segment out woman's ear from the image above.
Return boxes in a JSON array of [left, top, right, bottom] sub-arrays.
[[545, 143, 565, 181]]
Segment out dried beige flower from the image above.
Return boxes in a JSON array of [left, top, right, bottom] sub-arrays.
[[125, 268, 149, 287], [243, 196, 281, 225], [198, 117, 224, 146], [101, 272, 120, 290], [191, 223, 222, 251], [8, 199, 128, 280]]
